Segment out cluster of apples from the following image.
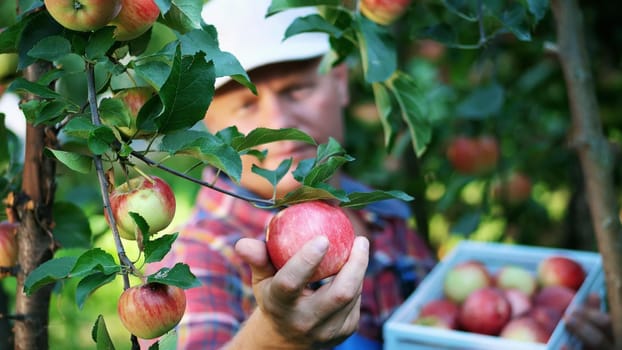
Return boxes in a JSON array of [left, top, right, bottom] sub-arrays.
[[44, 0, 160, 41], [413, 255, 587, 344]]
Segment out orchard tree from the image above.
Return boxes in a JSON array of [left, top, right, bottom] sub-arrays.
[[0, 0, 620, 350]]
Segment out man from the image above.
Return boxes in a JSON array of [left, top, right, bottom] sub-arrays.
[[146, 0, 613, 349]]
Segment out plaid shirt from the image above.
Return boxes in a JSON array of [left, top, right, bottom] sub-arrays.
[[145, 170, 436, 349]]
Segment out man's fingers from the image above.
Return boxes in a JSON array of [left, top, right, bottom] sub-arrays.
[[235, 237, 275, 284], [270, 235, 329, 300], [566, 309, 614, 349]]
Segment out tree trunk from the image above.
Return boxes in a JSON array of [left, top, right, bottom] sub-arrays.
[[0, 286, 14, 350], [550, 0, 622, 347], [12, 63, 57, 350]]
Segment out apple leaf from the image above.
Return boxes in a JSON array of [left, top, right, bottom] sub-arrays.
[[456, 83, 505, 119], [144, 233, 179, 263], [156, 47, 215, 134], [76, 272, 117, 310], [341, 190, 414, 209], [0, 114, 10, 174], [23, 256, 78, 295], [274, 184, 348, 207], [26, 35, 71, 62], [61, 116, 97, 139], [234, 127, 316, 152], [149, 331, 178, 350], [53, 201, 92, 248], [70, 248, 120, 278], [98, 97, 132, 131], [354, 14, 396, 83], [158, 0, 203, 34], [267, 0, 339, 15], [147, 262, 201, 289], [252, 158, 293, 189], [92, 315, 117, 350], [87, 126, 116, 155], [45, 149, 92, 174]]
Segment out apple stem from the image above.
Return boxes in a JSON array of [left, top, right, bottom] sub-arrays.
[[85, 62, 137, 290], [132, 165, 155, 185], [130, 150, 276, 207]]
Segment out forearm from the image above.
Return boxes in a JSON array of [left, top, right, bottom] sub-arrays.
[[223, 308, 311, 350]]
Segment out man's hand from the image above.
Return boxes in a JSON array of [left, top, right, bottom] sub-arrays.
[[565, 294, 613, 350], [231, 235, 370, 349]]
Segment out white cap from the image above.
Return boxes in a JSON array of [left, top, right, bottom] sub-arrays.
[[202, 0, 330, 89]]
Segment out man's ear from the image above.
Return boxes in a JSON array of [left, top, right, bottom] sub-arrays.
[[331, 63, 350, 106]]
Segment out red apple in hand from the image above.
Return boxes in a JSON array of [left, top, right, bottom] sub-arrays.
[[413, 298, 460, 329], [0, 222, 18, 279], [443, 260, 492, 304], [537, 255, 585, 291], [360, 0, 412, 26], [266, 201, 355, 283], [108, 176, 176, 240], [44, 0, 122, 32], [459, 287, 512, 336], [109, 0, 160, 41], [118, 282, 186, 339]]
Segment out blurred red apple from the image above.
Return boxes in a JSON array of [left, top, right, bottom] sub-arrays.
[[110, 0, 160, 41], [459, 287, 512, 335], [495, 264, 537, 296], [533, 285, 576, 315], [537, 255, 585, 291], [526, 305, 563, 336], [360, 0, 412, 26], [44, 0, 122, 32], [0, 221, 18, 279], [413, 298, 460, 330], [118, 282, 186, 339], [446, 135, 499, 175], [491, 171, 532, 205], [266, 201, 355, 283], [443, 260, 492, 303], [500, 316, 549, 343], [108, 176, 176, 240], [503, 288, 533, 318]]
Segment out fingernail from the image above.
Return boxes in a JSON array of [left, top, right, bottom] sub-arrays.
[[311, 235, 329, 253], [354, 236, 369, 252]]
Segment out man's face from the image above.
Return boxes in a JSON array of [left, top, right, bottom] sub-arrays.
[[204, 58, 350, 198]]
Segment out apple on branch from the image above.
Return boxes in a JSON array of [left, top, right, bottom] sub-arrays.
[[108, 176, 176, 240], [111, 86, 157, 139], [266, 201, 355, 283], [0, 221, 18, 279], [44, 0, 122, 32], [0, 53, 18, 82], [360, 0, 412, 26], [118, 282, 186, 339], [109, 0, 160, 41]]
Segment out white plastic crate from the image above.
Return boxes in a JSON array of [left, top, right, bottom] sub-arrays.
[[383, 240, 605, 350]]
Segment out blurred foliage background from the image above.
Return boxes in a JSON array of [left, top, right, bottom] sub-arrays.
[[1, 0, 622, 349]]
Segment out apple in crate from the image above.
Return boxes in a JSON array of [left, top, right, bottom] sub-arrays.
[[412, 298, 460, 330], [495, 265, 537, 296], [458, 287, 512, 336], [526, 305, 563, 336], [537, 255, 586, 291], [500, 316, 549, 343], [443, 260, 492, 303], [534, 285, 576, 315], [503, 288, 532, 318]]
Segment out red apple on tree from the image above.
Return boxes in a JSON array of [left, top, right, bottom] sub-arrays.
[[491, 171, 532, 205], [118, 282, 186, 339], [109, 0, 160, 41], [44, 0, 122, 32], [458, 287, 512, 336], [0, 221, 18, 279], [537, 255, 586, 291], [359, 0, 412, 26], [446, 135, 499, 175], [108, 176, 176, 240], [413, 298, 460, 329], [0, 53, 18, 81], [266, 200, 355, 283], [443, 260, 492, 303]]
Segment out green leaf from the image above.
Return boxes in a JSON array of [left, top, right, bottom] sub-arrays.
[[500, 3, 531, 42], [451, 211, 482, 236], [92, 315, 116, 350], [46, 149, 92, 174], [372, 82, 397, 151], [24, 256, 78, 295], [76, 272, 117, 309], [159, 0, 203, 34], [98, 98, 131, 130], [63, 116, 97, 139], [150, 331, 178, 350], [16, 10, 63, 69], [0, 114, 9, 174], [456, 83, 505, 118], [156, 48, 215, 133], [144, 233, 179, 263], [355, 14, 396, 83], [70, 248, 120, 278], [234, 128, 316, 151], [53, 201, 92, 248], [252, 158, 293, 189], [387, 71, 431, 156], [527, 0, 549, 22], [86, 27, 117, 60], [302, 156, 350, 186], [129, 211, 151, 241], [8, 77, 67, 100], [267, 0, 339, 15], [87, 126, 116, 155], [147, 263, 201, 289], [27, 35, 71, 62], [285, 14, 344, 39], [342, 190, 413, 209], [275, 184, 348, 207]]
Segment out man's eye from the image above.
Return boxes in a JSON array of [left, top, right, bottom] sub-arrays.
[[288, 84, 314, 100]]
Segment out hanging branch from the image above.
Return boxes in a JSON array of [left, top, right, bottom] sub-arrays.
[[550, 0, 622, 346]]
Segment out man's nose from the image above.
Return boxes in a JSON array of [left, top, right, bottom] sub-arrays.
[[261, 94, 294, 129]]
